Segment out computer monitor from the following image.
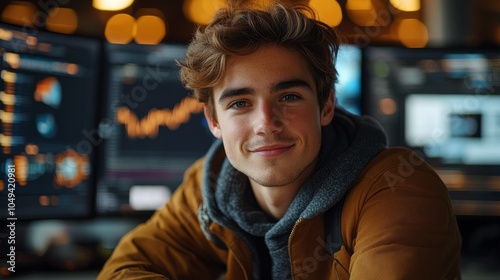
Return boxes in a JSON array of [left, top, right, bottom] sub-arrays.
[[405, 94, 500, 166], [336, 44, 363, 115], [0, 23, 101, 220], [96, 43, 215, 215], [363, 46, 500, 216]]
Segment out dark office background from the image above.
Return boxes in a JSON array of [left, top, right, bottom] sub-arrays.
[[0, 0, 499, 279]]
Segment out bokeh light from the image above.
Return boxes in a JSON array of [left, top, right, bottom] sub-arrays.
[[183, 0, 226, 26], [46, 8, 78, 34], [346, 0, 380, 26], [397, 18, 428, 48], [390, 0, 420, 12], [1, 1, 37, 27], [93, 0, 134, 11], [134, 15, 166, 45], [104, 13, 135, 44], [309, 0, 343, 27]]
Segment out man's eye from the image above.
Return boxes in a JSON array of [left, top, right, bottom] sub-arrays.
[[281, 94, 300, 102], [229, 100, 248, 109]]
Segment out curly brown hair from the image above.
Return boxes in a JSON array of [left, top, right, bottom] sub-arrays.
[[178, 2, 342, 120]]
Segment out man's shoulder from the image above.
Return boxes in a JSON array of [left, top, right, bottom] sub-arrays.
[[343, 146, 447, 208], [168, 157, 206, 205], [358, 146, 437, 181], [182, 157, 206, 184]]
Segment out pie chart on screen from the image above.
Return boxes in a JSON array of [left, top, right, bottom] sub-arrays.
[[34, 77, 62, 108]]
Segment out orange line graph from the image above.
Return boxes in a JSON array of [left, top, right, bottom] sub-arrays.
[[116, 97, 204, 138]]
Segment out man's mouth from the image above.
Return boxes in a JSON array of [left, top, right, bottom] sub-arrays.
[[250, 144, 294, 157]]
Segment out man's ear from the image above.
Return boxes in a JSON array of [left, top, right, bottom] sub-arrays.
[[204, 106, 222, 139], [320, 89, 335, 126]]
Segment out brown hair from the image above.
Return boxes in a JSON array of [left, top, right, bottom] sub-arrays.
[[178, 2, 342, 119]]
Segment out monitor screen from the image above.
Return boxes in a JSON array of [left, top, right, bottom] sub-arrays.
[[364, 46, 500, 168], [336, 44, 362, 115], [364, 46, 500, 215], [96, 43, 215, 215], [405, 94, 500, 165], [0, 23, 101, 220]]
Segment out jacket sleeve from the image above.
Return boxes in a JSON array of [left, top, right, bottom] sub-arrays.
[[345, 148, 462, 280], [97, 158, 226, 280]]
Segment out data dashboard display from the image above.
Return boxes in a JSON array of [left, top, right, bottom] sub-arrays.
[[96, 43, 215, 215], [0, 23, 100, 219], [364, 46, 500, 216], [364, 47, 500, 168]]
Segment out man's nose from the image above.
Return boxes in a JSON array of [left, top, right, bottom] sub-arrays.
[[253, 102, 284, 135]]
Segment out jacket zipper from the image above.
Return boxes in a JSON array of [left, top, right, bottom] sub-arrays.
[[288, 218, 304, 279]]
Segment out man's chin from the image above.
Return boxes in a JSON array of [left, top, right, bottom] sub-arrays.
[[248, 174, 297, 188]]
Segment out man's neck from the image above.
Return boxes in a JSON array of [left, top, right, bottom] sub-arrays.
[[250, 182, 302, 220], [248, 157, 319, 220]]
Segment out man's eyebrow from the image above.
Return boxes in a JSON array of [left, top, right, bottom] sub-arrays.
[[271, 79, 313, 92], [218, 87, 254, 104], [217, 79, 313, 104]]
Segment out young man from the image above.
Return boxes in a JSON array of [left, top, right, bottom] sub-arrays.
[[98, 3, 461, 279]]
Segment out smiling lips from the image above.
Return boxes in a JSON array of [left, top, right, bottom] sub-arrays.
[[250, 144, 293, 157]]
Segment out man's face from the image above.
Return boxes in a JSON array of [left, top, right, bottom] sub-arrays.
[[205, 44, 334, 188]]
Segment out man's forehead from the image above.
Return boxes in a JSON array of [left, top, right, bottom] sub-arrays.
[[216, 46, 314, 87]]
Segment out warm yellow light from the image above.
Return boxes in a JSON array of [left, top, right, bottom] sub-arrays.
[[309, 0, 343, 27], [46, 8, 78, 34], [0, 28, 13, 41], [390, 0, 420, 12], [0, 110, 14, 123], [134, 15, 166, 45], [4, 53, 20, 69], [397, 19, 428, 48], [105, 13, 135, 44], [1, 2, 37, 27], [93, 0, 134, 11], [346, 0, 384, 26], [183, 0, 226, 26], [346, 0, 373, 11]]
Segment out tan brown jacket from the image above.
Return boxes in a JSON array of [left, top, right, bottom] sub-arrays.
[[98, 147, 462, 279]]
